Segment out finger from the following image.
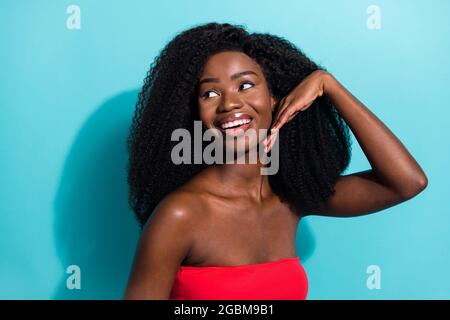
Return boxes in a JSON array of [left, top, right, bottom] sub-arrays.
[[274, 97, 307, 130], [267, 130, 279, 152], [272, 97, 289, 123], [272, 108, 292, 131], [263, 127, 274, 146], [272, 99, 292, 130], [283, 98, 312, 123], [287, 112, 295, 123], [265, 136, 272, 150], [263, 132, 271, 146], [274, 96, 288, 114], [265, 133, 274, 153], [301, 100, 314, 111], [265, 127, 278, 149], [289, 98, 314, 123]]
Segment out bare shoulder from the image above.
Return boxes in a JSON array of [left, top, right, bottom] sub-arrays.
[[149, 168, 215, 242], [123, 189, 203, 300], [151, 189, 203, 226], [141, 189, 204, 258]]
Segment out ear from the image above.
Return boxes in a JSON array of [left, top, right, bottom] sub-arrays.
[[270, 96, 277, 112]]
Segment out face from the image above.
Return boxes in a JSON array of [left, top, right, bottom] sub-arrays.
[[197, 51, 277, 154]]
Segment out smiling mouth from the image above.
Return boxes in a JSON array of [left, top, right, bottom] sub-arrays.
[[216, 118, 253, 136]]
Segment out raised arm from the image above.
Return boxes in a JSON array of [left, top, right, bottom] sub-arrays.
[[303, 72, 428, 217]]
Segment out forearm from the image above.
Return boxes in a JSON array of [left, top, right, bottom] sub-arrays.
[[323, 73, 428, 197]]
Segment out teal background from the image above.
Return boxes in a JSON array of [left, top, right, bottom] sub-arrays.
[[1, 0, 448, 299]]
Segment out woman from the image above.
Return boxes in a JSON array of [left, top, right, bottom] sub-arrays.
[[124, 22, 428, 300]]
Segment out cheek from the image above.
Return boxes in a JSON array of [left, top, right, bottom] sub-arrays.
[[251, 96, 273, 124], [248, 89, 272, 112], [198, 105, 214, 127]]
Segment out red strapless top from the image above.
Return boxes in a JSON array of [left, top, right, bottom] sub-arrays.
[[169, 257, 308, 300]]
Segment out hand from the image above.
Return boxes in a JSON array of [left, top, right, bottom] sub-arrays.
[[264, 70, 330, 152]]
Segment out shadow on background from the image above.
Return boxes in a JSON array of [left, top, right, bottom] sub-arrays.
[[53, 90, 140, 299], [52, 89, 316, 298]]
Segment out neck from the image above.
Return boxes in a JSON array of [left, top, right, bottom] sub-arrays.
[[211, 159, 272, 203]]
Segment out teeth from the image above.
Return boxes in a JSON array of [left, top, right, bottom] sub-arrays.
[[220, 118, 251, 129]]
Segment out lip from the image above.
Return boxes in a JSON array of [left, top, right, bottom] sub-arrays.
[[214, 112, 253, 127], [217, 119, 253, 136]]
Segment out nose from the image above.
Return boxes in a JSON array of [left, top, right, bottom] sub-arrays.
[[218, 91, 243, 112]]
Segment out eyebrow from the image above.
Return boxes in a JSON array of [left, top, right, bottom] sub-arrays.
[[199, 70, 258, 85]]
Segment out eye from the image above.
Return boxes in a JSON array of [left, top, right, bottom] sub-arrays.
[[201, 82, 254, 99], [240, 82, 254, 90], [202, 90, 219, 99]]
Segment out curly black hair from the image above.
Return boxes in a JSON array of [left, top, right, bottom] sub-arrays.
[[127, 22, 352, 228]]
